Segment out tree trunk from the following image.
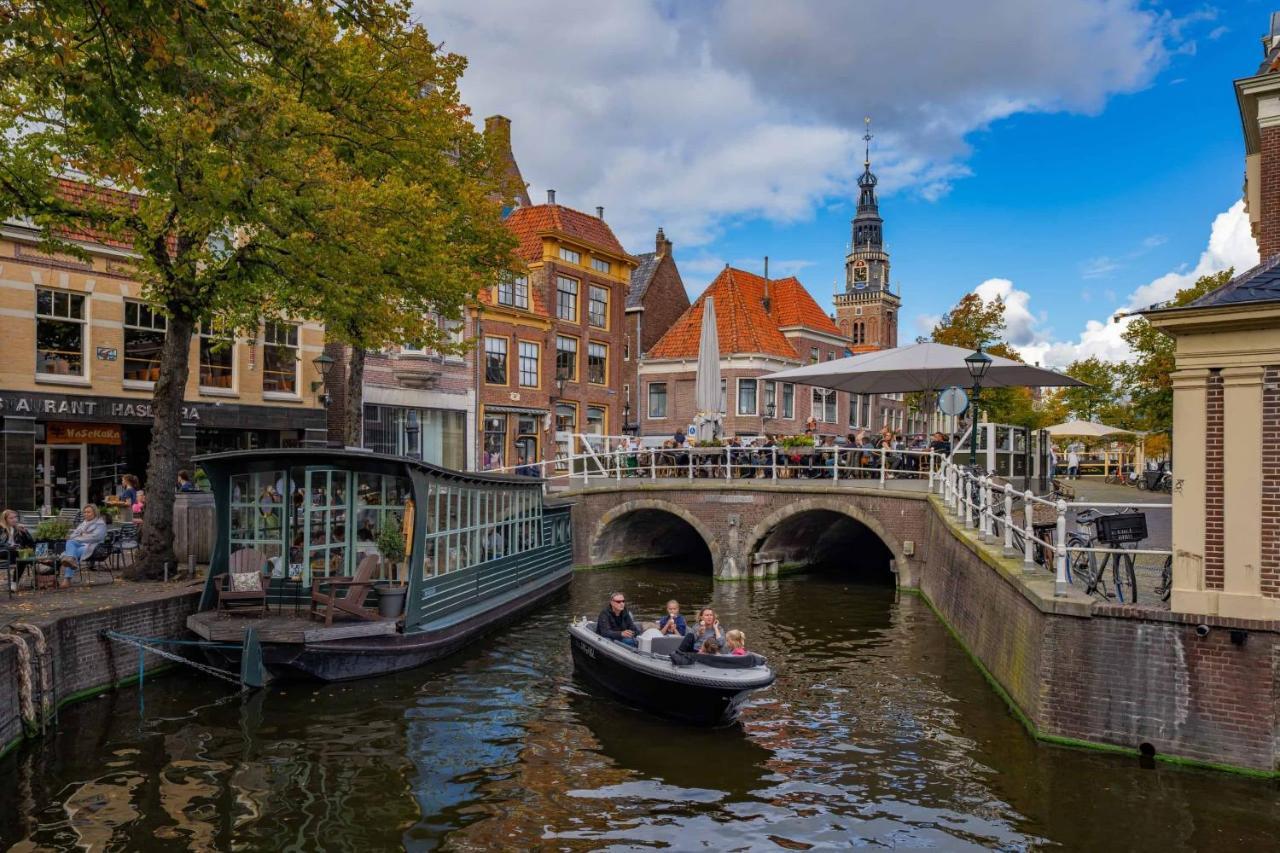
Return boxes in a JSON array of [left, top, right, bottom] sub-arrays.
[[133, 313, 196, 580], [344, 345, 365, 447]]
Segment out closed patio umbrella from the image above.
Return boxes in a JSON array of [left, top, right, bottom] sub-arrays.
[[762, 342, 1086, 394], [693, 297, 722, 440]]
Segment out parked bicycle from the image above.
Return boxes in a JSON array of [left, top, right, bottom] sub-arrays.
[[1066, 507, 1145, 604]]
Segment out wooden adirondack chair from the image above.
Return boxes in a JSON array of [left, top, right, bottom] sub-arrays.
[[216, 548, 270, 616], [310, 555, 381, 627]]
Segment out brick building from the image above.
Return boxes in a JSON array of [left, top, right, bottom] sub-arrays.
[[476, 192, 636, 469], [0, 181, 328, 511], [1143, 16, 1280, 619], [624, 227, 690, 431], [638, 265, 856, 439]]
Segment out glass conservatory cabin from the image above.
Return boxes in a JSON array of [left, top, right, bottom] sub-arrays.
[[194, 448, 573, 632]]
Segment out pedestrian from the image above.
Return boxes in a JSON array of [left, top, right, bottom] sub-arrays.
[[177, 469, 197, 492], [1067, 447, 1080, 480]]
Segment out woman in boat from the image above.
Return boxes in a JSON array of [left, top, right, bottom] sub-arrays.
[[679, 607, 726, 653]]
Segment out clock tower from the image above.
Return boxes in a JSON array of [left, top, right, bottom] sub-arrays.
[[835, 119, 900, 350]]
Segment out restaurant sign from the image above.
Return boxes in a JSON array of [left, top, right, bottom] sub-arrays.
[[0, 391, 201, 422], [46, 422, 123, 445]]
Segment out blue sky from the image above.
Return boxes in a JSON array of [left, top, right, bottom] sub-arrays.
[[419, 0, 1265, 365]]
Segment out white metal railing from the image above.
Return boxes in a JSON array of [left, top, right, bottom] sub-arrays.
[[936, 458, 1172, 602]]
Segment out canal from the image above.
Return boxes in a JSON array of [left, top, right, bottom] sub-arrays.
[[3, 565, 1280, 851]]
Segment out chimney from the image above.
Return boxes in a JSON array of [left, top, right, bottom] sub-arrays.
[[655, 227, 673, 256], [546, 189, 556, 205], [484, 115, 512, 148], [596, 206, 604, 219], [762, 256, 772, 314]]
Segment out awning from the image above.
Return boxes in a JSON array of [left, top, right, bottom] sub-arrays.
[[483, 405, 549, 416]]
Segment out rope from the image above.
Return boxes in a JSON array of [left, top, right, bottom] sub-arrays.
[[101, 630, 246, 688], [10, 624, 50, 734], [0, 632, 36, 736]]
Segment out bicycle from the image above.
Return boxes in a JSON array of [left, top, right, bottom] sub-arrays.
[[1066, 507, 1142, 604], [1155, 554, 1172, 603]]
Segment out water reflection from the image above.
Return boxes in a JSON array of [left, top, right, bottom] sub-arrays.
[[2, 565, 1280, 851]]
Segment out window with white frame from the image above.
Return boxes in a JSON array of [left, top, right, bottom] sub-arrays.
[[498, 274, 529, 310], [588, 285, 608, 328], [484, 336, 508, 384], [781, 383, 795, 418], [199, 320, 234, 388], [36, 289, 86, 377], [737, 378, 758, 415], [809, 346, 820, 364], [518, 340, 539, 387], [556, 276, 579, 322], [591, 257, 610, 274], [123, 300, 166, 383], [812, 387, 836, 423], [559, 247, 581, 264], [262, 321, 300, 394], [648, 382, 668, 418], [764, 381, 776, 417]]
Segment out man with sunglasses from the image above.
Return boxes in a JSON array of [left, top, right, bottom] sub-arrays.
[[596, 592, 640, 647]]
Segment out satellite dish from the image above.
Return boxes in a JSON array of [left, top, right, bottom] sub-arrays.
[[938, 386, 969, 417]]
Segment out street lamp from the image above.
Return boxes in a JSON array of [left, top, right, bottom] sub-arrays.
[[311, 351, 335, 406], [404, 409, 421, 459], [964, 344, 992, 470], [553, 370, 568, 401], [622, 401, 636, 435]]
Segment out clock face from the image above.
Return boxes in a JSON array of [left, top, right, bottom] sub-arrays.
[[853, 260, 868, 285]]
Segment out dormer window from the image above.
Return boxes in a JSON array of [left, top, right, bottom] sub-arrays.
[[559, 247, 581, 264]]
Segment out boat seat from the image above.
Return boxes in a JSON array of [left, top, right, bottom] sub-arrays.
[[649, 635, 685, 656]]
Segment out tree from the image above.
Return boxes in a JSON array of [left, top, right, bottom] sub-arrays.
[[0, 1, 516, 576], [1122, 269, 1232, 434], [1054, 357, 1123, 422]]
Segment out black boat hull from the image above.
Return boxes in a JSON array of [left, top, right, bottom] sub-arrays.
[[570, 634, 753, 726]]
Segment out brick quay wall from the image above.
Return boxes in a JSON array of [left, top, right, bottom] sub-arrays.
[[0, 587, 201, 758]]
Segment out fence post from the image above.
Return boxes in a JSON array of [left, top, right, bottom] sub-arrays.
[[833, 449, 840, 483], [616, 449, 623, 481], [688, 449, 694, 480], [964, 472, 974, 529], [879, 446, 887, 488], [771, 447, 778, 482], [979, 476, 990, 539], [1054, 498, 1069, 595], [725, 447, 731, 481], [650, 448, 656, 480], [1003, 484, 1014, 555], [1023, 489, 1035, 565]]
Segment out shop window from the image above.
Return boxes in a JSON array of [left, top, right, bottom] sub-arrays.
[[648, 382, 667, 418], [498, 274, 529, 310], [518, 340, 539, 388], [782, 382, 795, 419], [35, 289, 86, 376], [230, 470, 286, 573], [587, 341, 607, 385], [554, 403, 577, 470], [737, 378, 758, 415], [588, 285, 608, 328], [199, 321, 234, 389], [483, 415, 507, 469], [591, 258, 610, 274], [556, 276, 579, 322], [484, 336, 508, 385], [586, 405, 605, 435], [559, 247, 581, 264], [353, 472, 410, 577], [262, 321, 299, 394], [123, 299, 166, 383], [515, 416, 539, 466], [555, 335, 578, 381]]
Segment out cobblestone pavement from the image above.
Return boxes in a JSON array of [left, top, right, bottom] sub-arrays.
[[0, 576, 204, 630]]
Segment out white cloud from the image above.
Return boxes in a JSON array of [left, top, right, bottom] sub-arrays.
[[969, 201, 1260, 368], [416, 0, 1201, 250]]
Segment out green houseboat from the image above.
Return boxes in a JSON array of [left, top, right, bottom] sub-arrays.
[[187, 448, 572, 681]]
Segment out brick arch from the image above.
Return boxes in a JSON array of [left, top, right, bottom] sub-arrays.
[[590, 499, 722, 569], [743, 496, 905, 570]]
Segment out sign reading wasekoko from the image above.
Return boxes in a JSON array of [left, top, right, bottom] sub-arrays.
[[45, 423, 122, 445]]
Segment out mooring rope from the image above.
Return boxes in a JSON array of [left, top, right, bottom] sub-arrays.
[[11, 623, 51, 733], [101, 630, 246, 688], [0, 632, 36, 736]]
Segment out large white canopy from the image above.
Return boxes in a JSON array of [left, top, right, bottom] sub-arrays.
[[693, 296, 722, 438], [1044, 419, 1133, 438], [762, 342, 1086, 394]]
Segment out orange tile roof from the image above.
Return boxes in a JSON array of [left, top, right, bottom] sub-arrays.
[[504, 203, 628, 264], [52, 178, 144, 251], [648, 267, 839, 360]]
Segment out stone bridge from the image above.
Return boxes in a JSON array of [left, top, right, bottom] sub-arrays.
[[561, 480, 932, 583]]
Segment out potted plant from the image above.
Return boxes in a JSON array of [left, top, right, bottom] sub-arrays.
[[33, 518, 71, 544], [375, 519, 408, 618], [97, 503, 118, 524]]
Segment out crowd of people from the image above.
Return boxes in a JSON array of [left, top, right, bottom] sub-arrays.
[[595, 594, 750, 657]]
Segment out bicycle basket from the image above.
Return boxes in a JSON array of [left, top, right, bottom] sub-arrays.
[[1096, 512, 1147, 545]]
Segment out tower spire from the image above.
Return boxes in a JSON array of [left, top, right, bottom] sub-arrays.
[[863, 116, 872, 168]]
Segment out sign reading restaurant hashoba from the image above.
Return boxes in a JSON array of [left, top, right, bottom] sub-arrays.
[[0, 391, 201, 422]]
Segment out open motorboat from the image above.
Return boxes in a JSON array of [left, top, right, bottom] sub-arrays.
[[568, 618, 776, 726]]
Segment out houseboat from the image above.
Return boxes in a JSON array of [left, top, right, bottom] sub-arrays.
[[186, 448, 573, 682]]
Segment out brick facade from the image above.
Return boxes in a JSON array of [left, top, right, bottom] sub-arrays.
[[1204, 369, 1225, 589], [1262, 366, 1280, 596], [1259, 124, 1280, 260]]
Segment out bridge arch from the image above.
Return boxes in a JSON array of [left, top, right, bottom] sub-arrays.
[[744, 497, 903, 582], [591, 499, 719, 572]]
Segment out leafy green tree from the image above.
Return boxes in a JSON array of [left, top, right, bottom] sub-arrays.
[[0, 1, 515, 576], [1122, 269, 1232, 434]]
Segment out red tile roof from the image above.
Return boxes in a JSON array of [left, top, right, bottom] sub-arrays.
[[52, 178, 144, 251], [504, 203, 627, 264], [648, 267, 839, 360]]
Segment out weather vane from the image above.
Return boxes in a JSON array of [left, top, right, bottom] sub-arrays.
[[863, 116, 872, 166]]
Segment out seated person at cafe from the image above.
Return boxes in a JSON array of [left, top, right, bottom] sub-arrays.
[[57, 505, 107, 588], [1, 508, 35, 592], [595, 591, 640, 647], [658, 599, 687, 635]]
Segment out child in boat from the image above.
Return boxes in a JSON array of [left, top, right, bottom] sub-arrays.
[[699, 637, 721, 655], [724, 630, 748, 656], [658, 600, 687, 635]]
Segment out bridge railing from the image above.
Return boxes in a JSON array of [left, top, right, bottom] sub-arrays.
[[489, 444, 946, 489], [935, 459, 1172, 603]]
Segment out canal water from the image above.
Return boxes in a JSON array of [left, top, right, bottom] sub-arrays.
[[3, 566, 1280, 851]]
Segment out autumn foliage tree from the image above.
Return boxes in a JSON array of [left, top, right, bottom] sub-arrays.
[[0, 1, 516, 577]]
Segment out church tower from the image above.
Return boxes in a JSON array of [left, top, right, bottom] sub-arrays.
[[835, 118, 900, 350]]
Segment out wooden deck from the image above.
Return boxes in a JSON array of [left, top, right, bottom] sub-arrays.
[[187, 610, 399, 644]]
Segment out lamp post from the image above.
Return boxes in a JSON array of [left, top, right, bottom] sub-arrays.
[[404, 409, 421, 459], [311, 352, 335, 406], [964, 344, 992, 470], [623, 401, 636, 435]]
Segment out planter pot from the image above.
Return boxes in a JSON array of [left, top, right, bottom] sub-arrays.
[[378, 585, 407, 618]]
